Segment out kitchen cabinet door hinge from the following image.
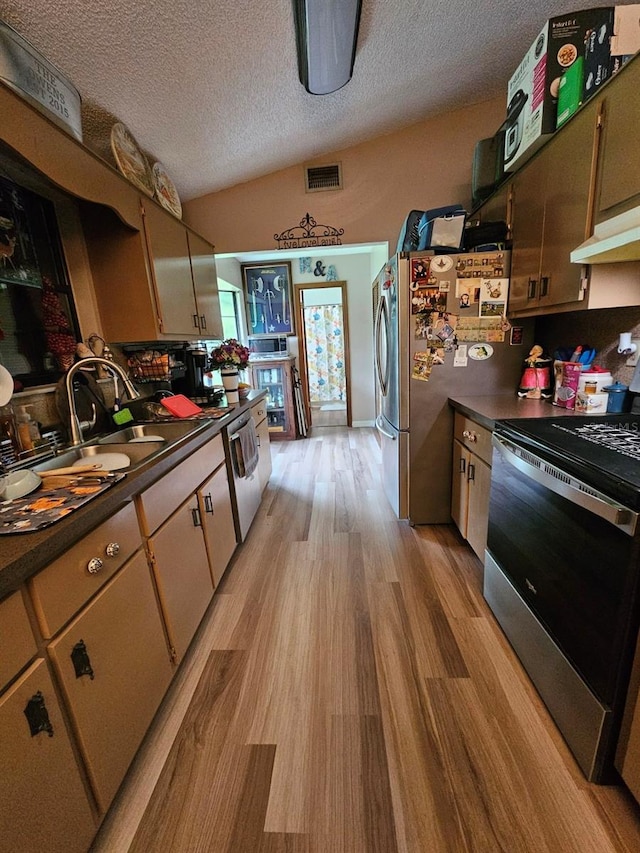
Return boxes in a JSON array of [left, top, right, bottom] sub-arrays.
[[24, 691, 54, 738], [169, 646, 178, 665]]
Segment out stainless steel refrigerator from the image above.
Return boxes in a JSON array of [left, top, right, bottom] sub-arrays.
[[372, 250, 532, 524]]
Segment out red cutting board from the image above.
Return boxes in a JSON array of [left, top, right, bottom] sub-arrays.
[[159, 394, 204, 418]]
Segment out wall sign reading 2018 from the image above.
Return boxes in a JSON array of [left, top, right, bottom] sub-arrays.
[[241, 261, 295, 336], [274, 212, 344, 250]]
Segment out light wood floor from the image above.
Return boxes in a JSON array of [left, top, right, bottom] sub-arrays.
[[94, 426, 640, 852], [310, 403, 347, 427]]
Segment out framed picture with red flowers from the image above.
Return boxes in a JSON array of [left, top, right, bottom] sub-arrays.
[[241, 261, 294, 336]]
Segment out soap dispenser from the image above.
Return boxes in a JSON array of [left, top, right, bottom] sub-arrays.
[[16, 406, 41, 452]]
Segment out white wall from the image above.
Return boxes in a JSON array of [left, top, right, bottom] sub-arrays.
[[291, 253, 378, 426], [217, 249, 383, 426]]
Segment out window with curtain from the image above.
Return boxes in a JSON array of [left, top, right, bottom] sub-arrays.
[[304, 303, 345, 403]]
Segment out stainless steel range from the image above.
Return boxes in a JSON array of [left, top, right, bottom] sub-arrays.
[[485, 415, 640, 782]]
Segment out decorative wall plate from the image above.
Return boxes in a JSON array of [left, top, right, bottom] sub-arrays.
[[110, 122, 153, 196], [151, 162, 182, 218], [468, 343, 494, 360]]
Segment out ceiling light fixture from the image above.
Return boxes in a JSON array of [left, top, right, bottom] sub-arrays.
[[293, 0, 363, 95]]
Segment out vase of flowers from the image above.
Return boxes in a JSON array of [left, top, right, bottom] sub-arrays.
[[210, 339, 250, 404]]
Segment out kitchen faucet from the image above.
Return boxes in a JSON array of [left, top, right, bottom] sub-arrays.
[[65, 357, 140, 446]]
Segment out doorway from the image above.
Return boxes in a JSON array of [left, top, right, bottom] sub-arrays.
[[294, 281, 351, 429]]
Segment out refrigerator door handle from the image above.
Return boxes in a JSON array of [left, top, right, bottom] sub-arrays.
[[375, 414, 396, 440], [374, 293, 388, 397]]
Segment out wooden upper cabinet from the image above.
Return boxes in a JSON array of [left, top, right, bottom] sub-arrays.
[[187, 231, 223, 339], [507, 156, 546, 315], [0, 79, 223, 343], [81, 201, 163, 342], [141, 201, 201, 337], [508, 95, 598, 317], [537, 99, 597, 309], [83, 198, 221, 343], [595, 57, 640, 220]]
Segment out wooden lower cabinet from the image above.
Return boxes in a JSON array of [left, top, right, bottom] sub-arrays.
[[252, 399, 272, 492], [452, 441, 491, 560], [0, 659, 96, 853], [451, 413, 493, 561], [147, 493, 214, 664], [198, 462, 237, 586], [47, 550, 172, 813]]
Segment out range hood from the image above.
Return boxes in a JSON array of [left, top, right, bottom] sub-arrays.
[[571, 207, 640, 264]]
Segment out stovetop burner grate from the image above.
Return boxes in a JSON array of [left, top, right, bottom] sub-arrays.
[[552, 422, 640, 462]]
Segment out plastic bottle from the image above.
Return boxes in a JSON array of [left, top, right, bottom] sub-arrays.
[[0, 404, 20, 457], [16, 406, 41, 452]]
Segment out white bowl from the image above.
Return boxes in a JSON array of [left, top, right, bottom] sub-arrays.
[[0, 469, 41, 500]]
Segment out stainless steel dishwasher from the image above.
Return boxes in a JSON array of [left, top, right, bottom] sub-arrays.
[[225, 409, 262, 541]]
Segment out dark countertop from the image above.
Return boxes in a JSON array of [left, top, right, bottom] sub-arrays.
[[448, 394, 581, 431], [0, 391, 266, 599]]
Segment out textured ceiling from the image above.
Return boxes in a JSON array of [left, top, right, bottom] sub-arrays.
[[0, 0, 627, 201]]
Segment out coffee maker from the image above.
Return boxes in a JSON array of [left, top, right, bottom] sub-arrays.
[[173, 347, 210, 401]]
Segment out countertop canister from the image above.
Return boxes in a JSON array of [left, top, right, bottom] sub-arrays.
[[603, 382, 629, 413]]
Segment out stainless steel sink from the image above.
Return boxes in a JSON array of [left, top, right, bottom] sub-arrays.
[[34, 441, 162, 472], [31, 420, 207, 474], [98, 421, 200, 444]]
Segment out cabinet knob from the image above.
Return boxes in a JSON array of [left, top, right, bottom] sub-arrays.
[[87, 557, 104, 574], [105, 542, 120, 558], [462, 430, 477, 442]]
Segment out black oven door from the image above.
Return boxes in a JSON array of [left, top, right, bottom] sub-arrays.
[[486, 434, 640, 707]]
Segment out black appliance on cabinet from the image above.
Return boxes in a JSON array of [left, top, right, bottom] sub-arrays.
[[485, 415, 640, 781], [171, 347, 220, 404]]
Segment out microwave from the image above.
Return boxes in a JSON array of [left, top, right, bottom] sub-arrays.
[[248, 335, 288, 356]]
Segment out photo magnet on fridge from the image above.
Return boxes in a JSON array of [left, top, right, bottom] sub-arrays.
[[510, 326, 524, 345], [411, 258, 431, 282]]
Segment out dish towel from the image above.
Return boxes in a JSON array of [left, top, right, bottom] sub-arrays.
[[235, 420, 259, 478]]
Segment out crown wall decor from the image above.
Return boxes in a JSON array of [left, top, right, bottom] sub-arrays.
[[274, 212, 344, 250]]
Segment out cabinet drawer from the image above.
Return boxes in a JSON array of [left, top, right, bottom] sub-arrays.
[[453, 413, 493, 466], [29, 502, 141, 638], [0, 589, 37, 692], [137, 433, 225, 535], [251, 400, 267, 424]]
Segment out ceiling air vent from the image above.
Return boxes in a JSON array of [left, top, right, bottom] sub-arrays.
[[305, 163, 342, 193]]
